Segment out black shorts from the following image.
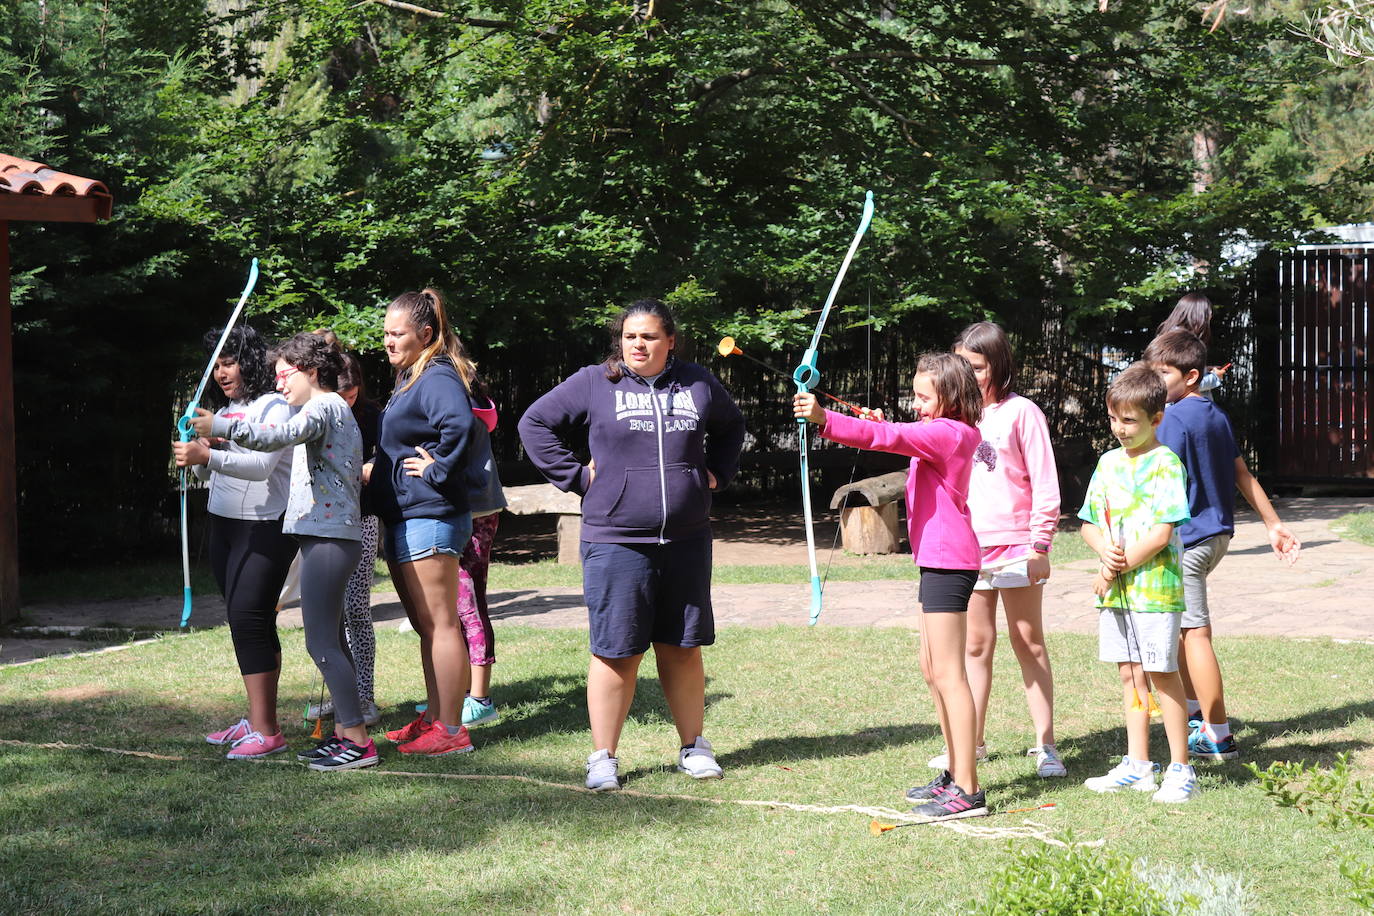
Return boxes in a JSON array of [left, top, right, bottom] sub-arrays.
[[918, 567, 978, 613], [581, 536, 715, 658]]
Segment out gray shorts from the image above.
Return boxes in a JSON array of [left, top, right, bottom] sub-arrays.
[[1181, 535, 1231, 629], [1098, 609, 1181, 672]]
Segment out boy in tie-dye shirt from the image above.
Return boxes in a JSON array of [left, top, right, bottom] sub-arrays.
[[1076, 363, 1198, 804]]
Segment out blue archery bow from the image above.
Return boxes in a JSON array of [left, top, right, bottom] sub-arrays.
[[177, 259, 260, 628], [793, 192, 874, 626]]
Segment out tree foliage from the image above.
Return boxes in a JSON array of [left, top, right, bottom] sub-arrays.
[[2, 0, 1366, 565]]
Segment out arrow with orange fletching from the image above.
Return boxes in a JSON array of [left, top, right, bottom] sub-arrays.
[[717, 337, 869, 417]]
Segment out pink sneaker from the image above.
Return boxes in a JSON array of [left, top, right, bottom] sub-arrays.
[[226, 730, 288, 759], [206, 718, 251, 746], [398, 722, 474, 756]]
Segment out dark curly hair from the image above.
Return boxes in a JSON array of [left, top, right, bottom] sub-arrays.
[[201, 324, 276, 408], [270, 332, 347, 391]]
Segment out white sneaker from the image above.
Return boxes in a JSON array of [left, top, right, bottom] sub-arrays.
[[359, 699, 381, 727], [306, 699, 334, 720], [1034, 744, 1067, 778], [1084, 756, 1158, 793], [585, 749, 621, 791], [677, 736, 724, 780], [927, 743, 987, 770], [1153, 762, 1198, 803]]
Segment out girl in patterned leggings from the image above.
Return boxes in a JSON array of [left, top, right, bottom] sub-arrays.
[[307, 345, 383, 725], [458, 389, 506, 726]]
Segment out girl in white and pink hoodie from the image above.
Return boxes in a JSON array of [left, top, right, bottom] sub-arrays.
[[949, 322, 1064, 780]]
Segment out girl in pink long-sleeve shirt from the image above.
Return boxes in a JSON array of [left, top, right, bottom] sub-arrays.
[[951, 323, 1063, 781], [794, 352, 987, 823]]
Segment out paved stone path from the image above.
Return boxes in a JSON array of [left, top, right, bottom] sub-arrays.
[[468, 497, 1374, 641], [6, 497, 1373, 665]]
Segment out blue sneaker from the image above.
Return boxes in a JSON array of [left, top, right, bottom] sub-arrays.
[[462, 696, 500, 727], [1188, 730, 1239, 761]]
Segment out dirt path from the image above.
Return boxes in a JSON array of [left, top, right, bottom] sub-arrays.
[[6, 497, 1372, 665]]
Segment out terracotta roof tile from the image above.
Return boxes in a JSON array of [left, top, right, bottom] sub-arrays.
[[0, 153, 112, 220]]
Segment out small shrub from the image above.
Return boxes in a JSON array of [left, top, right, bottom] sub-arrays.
[[1247, 754, 1374, 829], [1248, 754, 1374, 910], [1341, 860, 1374, 913], [969, 840, 1195, 915]]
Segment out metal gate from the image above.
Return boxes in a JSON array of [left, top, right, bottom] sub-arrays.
[[1276, 245, 1373, 481]]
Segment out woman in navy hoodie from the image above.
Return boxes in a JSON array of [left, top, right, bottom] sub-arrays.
[[370, 288, 479, 757], [519, 299, 745, 791]]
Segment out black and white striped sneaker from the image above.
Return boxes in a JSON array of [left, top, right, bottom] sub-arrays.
[[307, 737, 379, 771], [297, 736, 343, 762]]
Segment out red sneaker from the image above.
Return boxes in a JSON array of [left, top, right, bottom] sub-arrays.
[[386, 713, 433, 745], [398, 722, 474, 756]]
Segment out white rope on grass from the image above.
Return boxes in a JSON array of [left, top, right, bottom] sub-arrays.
[[0, 738, 1101, 846]]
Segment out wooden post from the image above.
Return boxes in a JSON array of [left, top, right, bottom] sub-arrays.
[[828, 471, 906, 556], [838, 503, 900, 555], [556, 515, 582, 565], [0, 221, 18, 622]]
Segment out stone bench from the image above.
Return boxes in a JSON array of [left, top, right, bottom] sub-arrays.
[[829, 471, 906, 555], [503, 483, 584, 564]]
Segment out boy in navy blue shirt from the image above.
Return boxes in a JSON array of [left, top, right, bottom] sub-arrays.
[[1144, 330, 1301, 760]]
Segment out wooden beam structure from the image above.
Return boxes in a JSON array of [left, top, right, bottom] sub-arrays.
[[0, 155, 112, 622], [1, 222, 15, 620]]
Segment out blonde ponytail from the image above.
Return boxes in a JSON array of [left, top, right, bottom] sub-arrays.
[[388, 288, 476, 394]]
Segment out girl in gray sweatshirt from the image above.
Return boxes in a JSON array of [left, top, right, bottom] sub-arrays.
[[190, 332, 376, 771]]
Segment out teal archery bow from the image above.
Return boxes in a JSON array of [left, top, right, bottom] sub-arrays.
[[793, 192, 874, 626], [176, 259, 260, 628]]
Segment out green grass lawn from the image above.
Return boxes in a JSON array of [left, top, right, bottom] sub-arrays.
[[1332, 510, 1374, 548], [2, 626, 1370, 914]]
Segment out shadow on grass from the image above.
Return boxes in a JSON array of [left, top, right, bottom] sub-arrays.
[[986, 698, 1374, 803], [487, 590, 587, 620], [0, 743, 715, 912], [718, 722, 942, 770]]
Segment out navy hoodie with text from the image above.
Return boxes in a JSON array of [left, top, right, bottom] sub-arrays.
[[518, 359, 746, 544]]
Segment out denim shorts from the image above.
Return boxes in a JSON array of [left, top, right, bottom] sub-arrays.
[[384, 514, 473, 564]]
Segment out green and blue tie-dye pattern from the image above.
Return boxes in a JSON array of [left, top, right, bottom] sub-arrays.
[[1077, 445, 1190, 613]]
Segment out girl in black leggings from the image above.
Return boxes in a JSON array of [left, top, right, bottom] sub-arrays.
[[173, 325, 297, 759]]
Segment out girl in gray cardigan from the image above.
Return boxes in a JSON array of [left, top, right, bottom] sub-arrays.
[[190, 333, 375, 771]]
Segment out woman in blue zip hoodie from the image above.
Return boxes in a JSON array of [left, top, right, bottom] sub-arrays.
[[519, 299, 745, 791], [370, 288, 480, 757]]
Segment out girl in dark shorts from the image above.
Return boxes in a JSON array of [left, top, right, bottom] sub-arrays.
[[794, 352, 988, 822], [519, 299, 746, 791]]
